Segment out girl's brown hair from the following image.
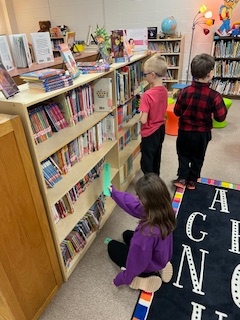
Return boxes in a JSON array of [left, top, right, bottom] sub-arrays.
[[135, 173, 176, 239]]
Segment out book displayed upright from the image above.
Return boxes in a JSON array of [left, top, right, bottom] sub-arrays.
[[125, 29, 148, 54], [0, 60, 19, 99], [0, 35, 14, 71], [65, 31, 75, 51], [9, 33, 32, 68], [30, 32, 54, 64], [93, 78, 112, 111], [57, 43, 80, 79]]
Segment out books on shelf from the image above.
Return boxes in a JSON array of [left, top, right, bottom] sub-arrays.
[[93, 78, 112, 111], [20, 68, 66, 81], [57, 43, 80, 79], [30, 32, 54, 64], [77, 61, 110, 74], [0, 60, 19, 99], [28, 75, 73, 92], [19, 68, 73, 92], [9, 33, 32, 68], [0, 35, 14, 71]]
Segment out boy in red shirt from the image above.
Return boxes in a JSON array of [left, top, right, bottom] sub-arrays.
[[139, 54, 168, 175], [172, 53, 227, 190]]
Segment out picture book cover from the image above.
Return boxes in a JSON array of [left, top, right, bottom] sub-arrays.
[[57, 43, 80, 79], [19, 68, 66, 80], [111, 30, 124, 58], [0, 60, 19, 99], [30, 32, 54, 64], [125, 29, 148, 54], [93, 78, 112, 112]]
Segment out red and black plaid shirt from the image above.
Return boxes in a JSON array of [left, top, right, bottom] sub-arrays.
[[174, 81, 227, 132]]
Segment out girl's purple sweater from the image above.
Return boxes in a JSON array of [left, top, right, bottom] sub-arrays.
[[111, 186, 173, 286]]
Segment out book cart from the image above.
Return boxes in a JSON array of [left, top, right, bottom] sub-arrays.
[[148, 36, 185, 93], [0, 53, 150, 281], [210, 33, 240, 99]]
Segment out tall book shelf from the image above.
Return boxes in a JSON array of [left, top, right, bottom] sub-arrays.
[[210, 33, 240, 99], [148, 36, 185, 93], [0, 53, 150, 281]]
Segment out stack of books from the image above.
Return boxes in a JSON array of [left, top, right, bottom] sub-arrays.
[[77, 61, 110, 74], [20, 68, 73, 92]]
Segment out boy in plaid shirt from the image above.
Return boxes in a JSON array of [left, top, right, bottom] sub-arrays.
[[172, 53, 227, 190]]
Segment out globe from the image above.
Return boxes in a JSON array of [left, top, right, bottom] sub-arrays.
[[161, 16, 177, 35]]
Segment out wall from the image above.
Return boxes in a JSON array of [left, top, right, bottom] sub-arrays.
[[1, 0, 239, 82]]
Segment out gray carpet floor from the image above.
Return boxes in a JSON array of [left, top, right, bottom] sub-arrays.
[[40, 99, 240, 320]]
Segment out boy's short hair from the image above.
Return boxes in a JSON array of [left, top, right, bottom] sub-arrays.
[[144, 53, 167, 77], [191, 53, 215, 79]]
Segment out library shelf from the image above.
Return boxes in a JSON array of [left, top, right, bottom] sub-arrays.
[[0, 53, 150, 280]]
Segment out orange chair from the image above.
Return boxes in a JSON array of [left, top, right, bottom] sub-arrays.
[[165, 103, 178, 136]]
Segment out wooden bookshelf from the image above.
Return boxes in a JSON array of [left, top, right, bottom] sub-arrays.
[[210, 33, 240, 99], [0, 53, 150, 281], [148, 36, 185, 93], [0, 114, 62, 320]]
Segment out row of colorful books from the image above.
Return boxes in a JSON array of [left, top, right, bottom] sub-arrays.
[[116, 62, 143, 106], [43, 124, 104, 180], [120, 144, 141, 185], [51, 159, 104, 223], [20, 68, 73, 92], [28, 81, 108, 144], [210, 79, 240, 96], [60, 194, 105, 267], [214, 60, 240, 78], [41, 115, 114, 184], [119, 121, 141, 152], [29, 103, 69, 144], [77, 61, 110, 74], [41, 157, 63, 188], [148, 41, 180, 53], [29, 106, 53, 144], [212, 40, 240, 59]]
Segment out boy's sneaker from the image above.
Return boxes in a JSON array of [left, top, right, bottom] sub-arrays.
[[159, 262, 173, 283], [172, 178, 186, 188], [187, 180, 195, 190], [130, 275, 162, 293]]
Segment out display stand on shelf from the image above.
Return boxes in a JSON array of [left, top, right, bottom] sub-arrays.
[[210, 33, 240, 99], [0, 53, 151, 281], [148, 36, 185, 93]]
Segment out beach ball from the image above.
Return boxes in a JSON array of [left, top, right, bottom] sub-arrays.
[[161, 16, 177, 35]]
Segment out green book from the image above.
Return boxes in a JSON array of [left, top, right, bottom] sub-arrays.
[[103, 163, 111, 196]]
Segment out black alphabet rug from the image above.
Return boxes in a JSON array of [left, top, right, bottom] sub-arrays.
[[131, 178, 240, 320]]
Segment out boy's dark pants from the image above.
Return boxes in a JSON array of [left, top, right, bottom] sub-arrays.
[[140, 124, 165, 176], [176, 130, 211, 181]]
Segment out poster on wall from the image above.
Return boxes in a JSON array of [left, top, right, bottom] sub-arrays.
[[0, 35, 15, 71]]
